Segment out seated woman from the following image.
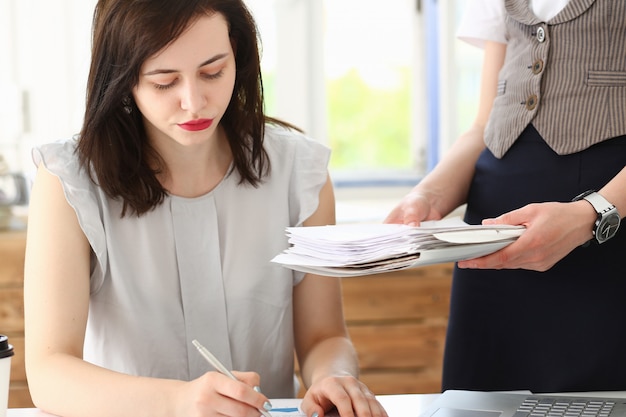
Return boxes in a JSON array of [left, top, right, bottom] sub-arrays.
[[23, 1, 388, 417]]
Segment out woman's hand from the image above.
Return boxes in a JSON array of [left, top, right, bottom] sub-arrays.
[[300, 373, 388, 417], [457, 201, 597, 271], [176, 371, 271, 417], [384, 191, 441, 226]]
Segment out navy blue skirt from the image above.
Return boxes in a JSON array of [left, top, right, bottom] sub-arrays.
[[441, 125, 626, 393]]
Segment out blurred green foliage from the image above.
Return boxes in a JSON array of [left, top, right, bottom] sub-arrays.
[[326, 68, 411, 170], [262, 68, 412, 171]]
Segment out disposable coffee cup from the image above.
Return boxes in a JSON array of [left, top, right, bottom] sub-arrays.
[[0, 335, 14, 417]]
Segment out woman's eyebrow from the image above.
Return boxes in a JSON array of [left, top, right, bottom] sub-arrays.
[[143, 53, 229, 76]]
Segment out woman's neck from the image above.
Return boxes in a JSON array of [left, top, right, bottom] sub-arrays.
[[153, 127, 233, 198]]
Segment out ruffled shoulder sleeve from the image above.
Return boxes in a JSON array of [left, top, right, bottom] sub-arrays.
[[31, 138, 108, 293], [262, 125, 331, 285], [263, 125, 331, 228]]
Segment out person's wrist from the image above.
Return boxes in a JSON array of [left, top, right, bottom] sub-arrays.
[[572, 199, 598, 247], [572, 190, 621, 245]]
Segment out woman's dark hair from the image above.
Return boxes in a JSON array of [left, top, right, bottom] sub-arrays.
[[78, 0, 284, 216]]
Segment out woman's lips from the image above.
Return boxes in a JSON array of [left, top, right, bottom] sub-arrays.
[[178, 119, 213, 131]]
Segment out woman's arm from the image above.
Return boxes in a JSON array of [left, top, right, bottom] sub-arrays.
[[24, 166, 269, 417], [295, 176, 356, 388], [458, 166, 626, 271], [294, 176, 386, 417], [385, 41, 507, 225], [24, 166, 182, 417]]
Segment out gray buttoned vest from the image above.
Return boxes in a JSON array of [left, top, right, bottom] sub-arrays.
[[484, 0, 626, 158]]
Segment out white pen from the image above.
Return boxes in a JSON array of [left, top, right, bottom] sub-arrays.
[[192, 339, 273, 417]]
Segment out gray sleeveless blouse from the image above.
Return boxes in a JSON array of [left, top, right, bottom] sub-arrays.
[[32, 125, 330, 398]]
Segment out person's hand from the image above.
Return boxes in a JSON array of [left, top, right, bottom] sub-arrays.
[[300, 373, 388, 417], [457, 201, 597, 271], [175, 371, 271, 417], [384, 191, 440, 226]]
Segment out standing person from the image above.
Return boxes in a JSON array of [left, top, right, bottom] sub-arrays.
[[23, 1, 388, 417], [386, 0, 626, 393]]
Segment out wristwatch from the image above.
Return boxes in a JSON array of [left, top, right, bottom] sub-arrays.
[[573, 190, 621, 244]]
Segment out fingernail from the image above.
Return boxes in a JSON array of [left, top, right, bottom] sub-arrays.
[[254, 386, 261, 393], [264, 401, 273, 411], [312, 412, 319, 417]]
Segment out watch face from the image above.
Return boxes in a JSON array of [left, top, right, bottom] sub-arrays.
[[597, 213, 621, 243]]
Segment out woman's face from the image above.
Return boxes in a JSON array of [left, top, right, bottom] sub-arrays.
[[133, 12, 236, 149]]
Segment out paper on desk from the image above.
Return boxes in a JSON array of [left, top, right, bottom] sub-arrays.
[[269, 399, 304, 417], [269, 399, 340, 417], [271, 217, 525, 277]]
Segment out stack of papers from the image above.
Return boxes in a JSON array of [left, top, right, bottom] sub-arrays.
[[271, 217, 525, 277]]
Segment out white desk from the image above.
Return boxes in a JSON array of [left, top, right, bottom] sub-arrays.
[[6, 394, 440, 417], [10, 391, 626, 417]]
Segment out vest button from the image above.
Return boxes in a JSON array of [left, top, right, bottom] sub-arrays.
[[526, 94, 538, 111], [532, 59, 544, 74], [536, 26, 546, 42]]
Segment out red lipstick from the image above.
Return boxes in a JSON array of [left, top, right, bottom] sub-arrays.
[[178, 118, 213, 132]]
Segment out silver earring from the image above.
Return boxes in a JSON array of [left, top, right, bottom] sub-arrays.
[[122, 96, 132, 114]]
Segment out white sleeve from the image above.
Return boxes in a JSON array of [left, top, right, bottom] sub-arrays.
[[456, 0, 508, 48]]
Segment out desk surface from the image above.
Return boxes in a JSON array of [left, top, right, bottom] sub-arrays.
[[9, 391, 626, 417], [6, 394, 440, 417]]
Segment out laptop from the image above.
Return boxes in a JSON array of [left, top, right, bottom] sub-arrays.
[[418, 390, 626, 417]]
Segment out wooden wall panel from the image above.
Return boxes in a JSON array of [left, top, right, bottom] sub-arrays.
[[339, 267, 452, 396], [0, 230, 32, 408], [0, 231, 27, 287]]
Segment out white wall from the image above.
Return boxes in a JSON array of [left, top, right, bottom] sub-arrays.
[[0, 0, 96, 173]]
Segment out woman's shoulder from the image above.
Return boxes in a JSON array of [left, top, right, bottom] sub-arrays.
[[33, 136, 81, 174], [261, 123, 331, 229], [32, 137, 109, 290], [32, 136, 103, 206], [264, 122, 308, 142], [263, 123, 330, 157]]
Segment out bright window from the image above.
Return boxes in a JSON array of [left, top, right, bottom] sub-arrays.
[[1, 0, 483, 222], [245, 0, 483, 188], [322, 1, 414, 174]]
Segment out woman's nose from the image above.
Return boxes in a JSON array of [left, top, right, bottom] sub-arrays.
[[179, 80, 207, 113]]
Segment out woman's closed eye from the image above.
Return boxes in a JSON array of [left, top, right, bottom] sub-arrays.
[[151, 70, 224, 90], [201, 69, 224, 80], [154, 79, 178, 90]]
